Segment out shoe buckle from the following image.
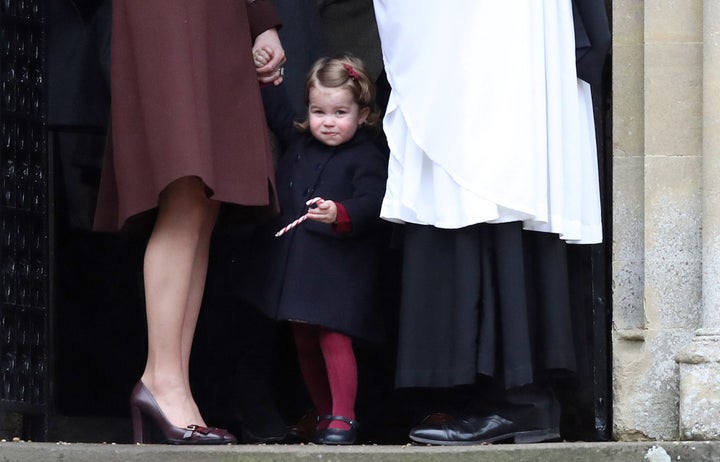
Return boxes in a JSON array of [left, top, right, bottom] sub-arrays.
[[185, 424, 210, 435]]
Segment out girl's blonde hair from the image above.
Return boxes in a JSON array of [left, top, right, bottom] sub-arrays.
[[294, 54, 380, 131]]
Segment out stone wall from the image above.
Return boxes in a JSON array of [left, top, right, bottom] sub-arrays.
[[612, 0, 707, 441]]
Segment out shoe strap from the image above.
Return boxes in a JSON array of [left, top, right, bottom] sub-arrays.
[[317, 415, 358, 428], [183, 424, 210, 439]]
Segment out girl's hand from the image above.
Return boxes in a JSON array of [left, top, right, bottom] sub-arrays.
[[306, 198, 337, 224], [253, 46, 272, 67], [252, 28, 286, 86]]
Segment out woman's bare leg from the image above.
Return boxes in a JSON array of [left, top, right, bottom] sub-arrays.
[[180, 196, 219, 417], [139, 176, 218, 427]]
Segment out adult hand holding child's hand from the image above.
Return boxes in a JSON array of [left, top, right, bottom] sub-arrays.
[[253, 29, 285, 86]]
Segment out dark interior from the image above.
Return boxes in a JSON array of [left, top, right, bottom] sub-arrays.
[[36, 0, 613, 444]]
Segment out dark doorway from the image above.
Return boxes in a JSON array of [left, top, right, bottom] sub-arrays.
[[43, 0, 613, 444]]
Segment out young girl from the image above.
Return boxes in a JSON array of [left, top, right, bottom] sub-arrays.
[[249, 53, 387, 445]]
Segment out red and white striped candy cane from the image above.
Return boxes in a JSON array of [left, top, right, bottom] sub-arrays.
[[274, 214, 308, 237], [274, 197, 324, 237]]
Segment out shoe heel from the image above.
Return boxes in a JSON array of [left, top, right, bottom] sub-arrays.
[[513, 427, 560, 444], [131, 405, 150, 444]]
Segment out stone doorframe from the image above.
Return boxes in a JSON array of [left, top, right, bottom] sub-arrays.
[[612, 0, 720, 441]]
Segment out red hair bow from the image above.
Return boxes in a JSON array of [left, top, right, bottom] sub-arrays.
[[344, 64, 360, 80]]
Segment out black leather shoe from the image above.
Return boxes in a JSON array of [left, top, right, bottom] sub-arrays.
[[313, 415, 358, 445], [286, 410, 319, 443], [409, 413, 559, 446]]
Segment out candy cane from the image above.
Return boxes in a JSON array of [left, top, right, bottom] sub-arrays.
[[274, 197, 324, 237], [274, 214, 308, 237]]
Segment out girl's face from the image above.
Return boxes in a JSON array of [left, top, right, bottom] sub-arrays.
[[308, 84, 369, 147]]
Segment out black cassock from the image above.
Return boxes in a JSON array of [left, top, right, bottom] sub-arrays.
[[394, 1, 611, 390]]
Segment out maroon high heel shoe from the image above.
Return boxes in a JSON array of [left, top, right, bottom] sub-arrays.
[[130, 381, 237, 445]]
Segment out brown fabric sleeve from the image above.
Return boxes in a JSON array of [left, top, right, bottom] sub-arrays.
[[246, 0, 282, 42]]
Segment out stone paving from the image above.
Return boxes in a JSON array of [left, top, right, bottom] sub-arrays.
[[2, 440, 720, 462]]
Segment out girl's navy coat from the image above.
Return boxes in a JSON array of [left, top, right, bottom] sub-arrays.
[[250, 83, 388, 341]]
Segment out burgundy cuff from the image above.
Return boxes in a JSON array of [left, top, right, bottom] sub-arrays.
[[333, 203, 352, 234]]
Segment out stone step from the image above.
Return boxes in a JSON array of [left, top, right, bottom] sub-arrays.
[[1, 441, 719, 462]]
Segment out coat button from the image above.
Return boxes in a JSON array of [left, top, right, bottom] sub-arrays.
[[289, 181, 293, 189], [315, 163, 322, 171]]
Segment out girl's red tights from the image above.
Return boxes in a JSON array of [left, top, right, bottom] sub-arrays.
[[292, 322, 357, 430]]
